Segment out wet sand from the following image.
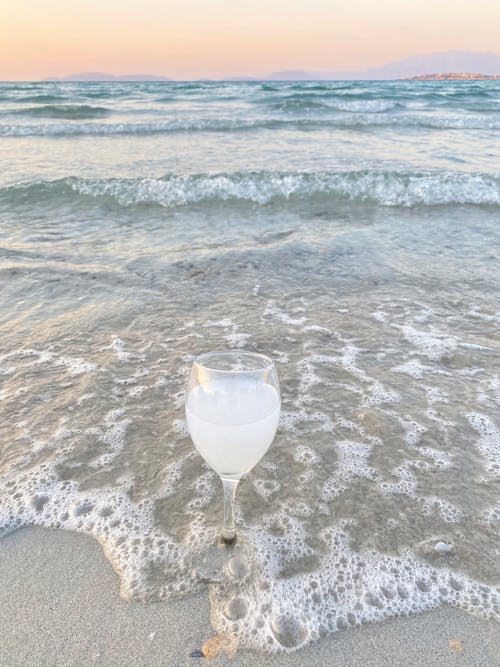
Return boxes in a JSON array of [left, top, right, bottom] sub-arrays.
[[1, 527, 498, 667]]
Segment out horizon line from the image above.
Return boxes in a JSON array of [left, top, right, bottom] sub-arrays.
[[1, 49, 499, 83]]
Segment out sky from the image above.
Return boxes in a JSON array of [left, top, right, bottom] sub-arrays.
[[0, 0, 499, 80]]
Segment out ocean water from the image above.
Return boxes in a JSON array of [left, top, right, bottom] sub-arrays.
[[0, 80, 499, 652]]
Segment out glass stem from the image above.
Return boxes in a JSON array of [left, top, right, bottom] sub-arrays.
[[221, 477, 239, 544]]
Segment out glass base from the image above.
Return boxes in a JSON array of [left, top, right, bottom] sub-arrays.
[[221, 527, 237, 544]]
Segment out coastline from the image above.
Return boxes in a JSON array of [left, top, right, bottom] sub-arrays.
[[1, 527, 498, 667]]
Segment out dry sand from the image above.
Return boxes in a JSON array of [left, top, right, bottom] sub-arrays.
[[1, 527, 498, 667]]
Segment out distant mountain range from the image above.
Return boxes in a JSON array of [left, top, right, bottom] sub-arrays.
[[266, 51, 500, 80], [44, 72, 172, 82], [44, 51, 500, 82]]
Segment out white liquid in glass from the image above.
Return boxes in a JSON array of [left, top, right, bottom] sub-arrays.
[[186, 376, 280, 478]]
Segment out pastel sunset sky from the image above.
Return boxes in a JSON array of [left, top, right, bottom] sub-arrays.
[[1, 0, 499, 80]]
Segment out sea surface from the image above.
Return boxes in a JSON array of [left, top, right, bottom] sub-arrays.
[[0, 80, 499, 652]]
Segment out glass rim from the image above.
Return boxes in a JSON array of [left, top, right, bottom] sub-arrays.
[[193, 350, 275, 374]]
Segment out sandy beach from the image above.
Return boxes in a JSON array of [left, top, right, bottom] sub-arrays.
[[1, 527, 498, 667]]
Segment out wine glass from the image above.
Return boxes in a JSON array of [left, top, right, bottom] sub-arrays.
[[185, 351, 280, 544]]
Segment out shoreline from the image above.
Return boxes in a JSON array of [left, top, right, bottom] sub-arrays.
[[1, 527, 498, 666]]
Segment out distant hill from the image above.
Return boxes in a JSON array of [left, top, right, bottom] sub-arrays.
[[43, 52, 500, 83], [44, 72, 172, 82], [266, 51, 500, 80]]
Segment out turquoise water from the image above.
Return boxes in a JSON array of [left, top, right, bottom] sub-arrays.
[[0, 81, 499, 652]]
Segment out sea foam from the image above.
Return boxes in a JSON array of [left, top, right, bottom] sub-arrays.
[[1, 298, 499, 653], [2, 171, 498, 209]]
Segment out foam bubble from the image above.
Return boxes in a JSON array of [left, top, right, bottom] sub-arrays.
[[400, 325, 458, 361], [0, 347, 96, 377], [293, 445, 321, 465], [321, 440, 375, 501], [363, 381, 399, 407], [300, 345, 370, 388], [378, 463, 417, 496], [252, 478, 281, 500], [466, 413, 500, 480], [210, 520, 499, 652], [335, 441, 375, 483], [479, 505, 500, 526], [417, 496, 462, 523], [391, 360, 432, 379], [55, 356, 96, 375], [109, 338, 146, 362], [422, 385, 449, 405], [417, 447, 453, 470], [264, 301, 307, 327], [203, 319, 251, 349], [398, 417, 426, 446], [303, 325, 332, 335], [171, 419, 189, 439], [272, 351, 290, 364], [482, 377, 500, 406], [89, 408, 131, 468]]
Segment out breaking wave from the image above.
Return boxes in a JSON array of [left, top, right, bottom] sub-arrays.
[[8, 104, 111, 119], [2, 170, 499, 208], [0, 112, 498, 136]]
